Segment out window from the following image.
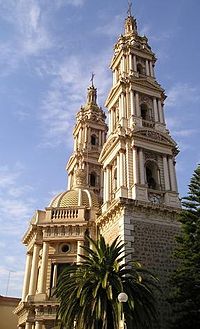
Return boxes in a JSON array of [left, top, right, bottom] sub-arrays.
[[90, 172, 96, 187], [113, 168, 117, 190], [91, 134, 97, 145], [141, 103, 148, 120], [145, 161, 160, 190], [137, 63, 143, 75]]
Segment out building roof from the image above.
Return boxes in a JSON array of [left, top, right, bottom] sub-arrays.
[[49, 188, 99, 209]]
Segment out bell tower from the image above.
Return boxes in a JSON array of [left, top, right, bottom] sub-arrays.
[[67, 80, 107, 199], [98, 10, 181, 329], [99, 12, 180, 212]]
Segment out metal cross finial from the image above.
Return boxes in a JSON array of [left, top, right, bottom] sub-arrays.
[[127, 1, 132, 16], [90, 72, 95, 86]]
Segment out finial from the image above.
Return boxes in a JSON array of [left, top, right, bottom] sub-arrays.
[[127, 0, 132, 17], [90, 72, 95, 87]]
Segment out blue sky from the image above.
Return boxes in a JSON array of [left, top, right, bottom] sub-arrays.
[[0, 0, 199, 297]]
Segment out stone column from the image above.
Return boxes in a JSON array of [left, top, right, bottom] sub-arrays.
[[117, 154, 120, 190], [22, 253, 32, 301], [139, 149, 145, 184], [119, 151, 125, 187], [135, 92, 140, 117], [133, 147, 139, 184], [119, 94, 122, 120], [158, 100, 164, 123], [133, 55, 137, 71], [67, 174, 72, 190], [106, 167, 111, 201], [103, 168, 107, 202], [145, 60, 150, 76], [113, 70, 117, 85], [35, 322, 42, 329], [109, 110, 112, 133], [77, 241, 84, 264], [101, 131, 105, 145], [52, 264, 58, 288], [129, 53, 133, 72], [25, 322, 32, 329], [153, 98, 159, 122], [88, 127, 91, 148], [130, 90, 136, 116], [38, 242, 49, 294], [28, 244, 40, 296], [126, 143, 131, 190], [163, 155, 170, 190], [121, 93, 126, 118], [98, 130, 101, 146], [84, 126, 88, 143], [121, 56, 126, 76], [149, 61, 154, 77], [168, 157, 177, 192]]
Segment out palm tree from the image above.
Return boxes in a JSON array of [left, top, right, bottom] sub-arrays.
[[55, 235, 160, 329]]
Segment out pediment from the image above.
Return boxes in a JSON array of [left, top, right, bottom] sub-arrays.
[[99, 134, 118, 161], [131, 77, 164, 93], [133, 128, 177, 147]]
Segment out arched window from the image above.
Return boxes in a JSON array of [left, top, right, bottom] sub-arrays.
[[141, 103, 148, 120], [137, 63, 143, 75], [113, 168, 117, 191], [90, 172, 96, 187], [145, 161, 160, 190], [91, 134, 97, 146]]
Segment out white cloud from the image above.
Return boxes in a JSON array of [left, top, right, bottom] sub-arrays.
[[0, 0, 53, 76], [96, 15, 123, 37], [173, 129, 198, 137], [39, 49, 111, 147], [0, 164, 36, 233], [50, 0, 86, 8], [166, 83, 200, 107]]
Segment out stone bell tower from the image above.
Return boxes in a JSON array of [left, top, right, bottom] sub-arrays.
[[15, 83, 107, 329], [98, 11, 181, 329], [67, 81, 107, 199]]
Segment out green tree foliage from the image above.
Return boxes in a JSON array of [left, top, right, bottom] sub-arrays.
[[55, 235, 160, 329], [169, 165, 200, 328]]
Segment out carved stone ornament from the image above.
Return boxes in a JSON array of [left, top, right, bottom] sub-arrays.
[[74, 168, 87, 187], [140, 95, 152, 106], [148, 193, 163, 204], [145, 151, 157, 161], [134, 129, 174, 145]]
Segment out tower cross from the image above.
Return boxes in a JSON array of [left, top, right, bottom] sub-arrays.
[[127, 1, 132, 16], [90, 72, 95, 87]]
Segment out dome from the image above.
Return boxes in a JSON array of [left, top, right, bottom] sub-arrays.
[[49, 189, 99, 209]]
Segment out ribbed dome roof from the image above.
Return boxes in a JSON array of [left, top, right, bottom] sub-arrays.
[[49, 189, 99, 209]]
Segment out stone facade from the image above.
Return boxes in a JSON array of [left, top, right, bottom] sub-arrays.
[[16, 10, 181, 329]]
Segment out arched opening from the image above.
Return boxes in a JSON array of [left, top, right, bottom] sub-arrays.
[[113, 167, 117, 191], [145, 161, 160, 190], [91, 134, 97, 146], [90, 172, 96, 187], [141, 103, 148, 120], [137, 63, 143, 75]]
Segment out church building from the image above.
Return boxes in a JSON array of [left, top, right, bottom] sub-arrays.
[[15, 8, 181, 329]]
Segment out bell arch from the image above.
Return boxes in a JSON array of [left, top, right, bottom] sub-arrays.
[[145, 160, 161, 190]]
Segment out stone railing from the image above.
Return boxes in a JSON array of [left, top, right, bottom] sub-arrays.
[[51, 208, 78, 220], [142, 119, 155, 128]]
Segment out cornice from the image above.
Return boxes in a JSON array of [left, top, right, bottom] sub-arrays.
[[97, 197, 181, 227]]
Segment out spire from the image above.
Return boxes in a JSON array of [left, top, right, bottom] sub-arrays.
[[125, 1, 137, 35], [86, 73, 97, 105]]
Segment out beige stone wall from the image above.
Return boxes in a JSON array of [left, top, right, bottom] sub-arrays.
[[124, 206, 180, 329], [100, 202, 180, 329], [0, 296, 20, 329]]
